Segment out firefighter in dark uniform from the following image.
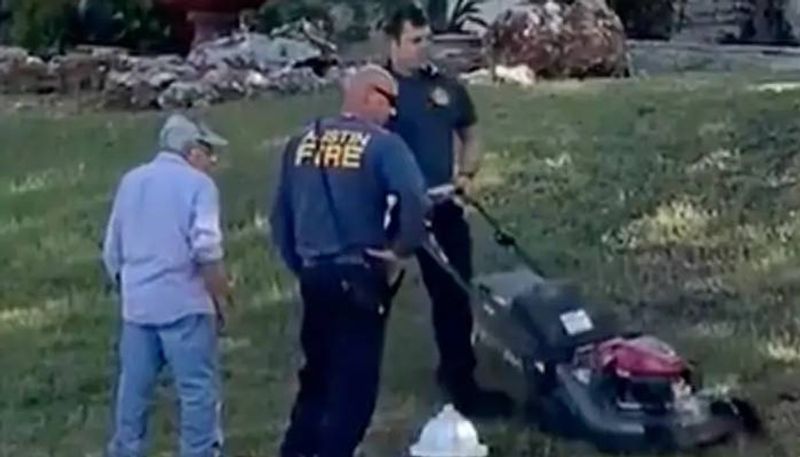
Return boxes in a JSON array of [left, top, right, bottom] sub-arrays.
[[269, 65, 430, 457], [384, 4, 514, 418]]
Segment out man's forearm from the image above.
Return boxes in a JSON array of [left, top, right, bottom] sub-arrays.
[[456, 126, 481, 176], [393, 191, 432, 258]]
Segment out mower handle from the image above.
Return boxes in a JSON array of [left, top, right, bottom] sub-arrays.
[[425, 185, 547, 277]]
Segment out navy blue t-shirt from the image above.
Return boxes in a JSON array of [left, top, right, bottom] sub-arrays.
[[387, 65, 477, 188], [269, 115, 430, 273]]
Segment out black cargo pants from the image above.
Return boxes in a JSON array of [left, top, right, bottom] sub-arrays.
[[280, 260, 391, 457], [416, 200, 478, 393]]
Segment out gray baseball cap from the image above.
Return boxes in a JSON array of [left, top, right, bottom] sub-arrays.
[[158, 113, 229, 153]]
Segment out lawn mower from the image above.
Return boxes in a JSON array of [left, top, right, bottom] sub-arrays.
[[420, 185, 763, 454]]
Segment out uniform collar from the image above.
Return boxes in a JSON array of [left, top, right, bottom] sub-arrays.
[[385, 59, 439, 80]]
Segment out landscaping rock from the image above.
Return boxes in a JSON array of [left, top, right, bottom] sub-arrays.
[[51, 52, 111, 93], [0, 18, 343, 111], [485, 0, 628, 78], [265, 66, 334, 95], [101, 55, 200, 109], [158, 80, 219, 109], [188, 32, 322, 72], [461, 65, 537, 87]]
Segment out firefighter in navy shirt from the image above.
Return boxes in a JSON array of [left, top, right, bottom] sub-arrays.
[[269, 65, 430, 457], [384, 4, 514, 418]]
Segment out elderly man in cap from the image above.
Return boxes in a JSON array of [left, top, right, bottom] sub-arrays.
[[102, 113, 233, 457]]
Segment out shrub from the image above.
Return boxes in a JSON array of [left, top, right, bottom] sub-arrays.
[[607, 0, 676, 39], [8, 0, 74, 53], [257, 1, 334, 36], [7, 0, 176, 55], [257, 0, 399, 43]]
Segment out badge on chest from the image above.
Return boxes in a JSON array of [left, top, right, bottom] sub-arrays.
[[429, 86, 451, 108]]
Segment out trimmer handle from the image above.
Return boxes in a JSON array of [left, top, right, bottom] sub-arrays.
[[427, 184, 515, 246]]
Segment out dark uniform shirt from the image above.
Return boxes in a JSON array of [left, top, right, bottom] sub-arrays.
[[269, 114, 431, 274], [386, 64, 478, 188]]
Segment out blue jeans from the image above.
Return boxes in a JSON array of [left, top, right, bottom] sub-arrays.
[[107, 314, 223, 457]]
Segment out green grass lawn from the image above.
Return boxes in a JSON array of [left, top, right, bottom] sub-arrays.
[[1, 73, 800, 457]]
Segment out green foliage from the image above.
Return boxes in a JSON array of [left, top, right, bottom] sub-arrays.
[[100, 0, 174, 53], [413, 0, 492, 34], [7, 0, 73, 53], [257, 0, 401, 42], [428, 0, 448, 32], [607, 0, 676, 39], [335, 3, 372, 43], [446, 0, 489, 33], [335, 0, 394, 42], [257, 0, 334, 35], [6, 0, 174, 54]]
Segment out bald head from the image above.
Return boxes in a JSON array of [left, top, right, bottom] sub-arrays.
[[344, 65, 397, 98], [342, 64, 398, 125]]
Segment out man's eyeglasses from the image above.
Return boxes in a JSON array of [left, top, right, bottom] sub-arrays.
[[372, 86, 398, 109]]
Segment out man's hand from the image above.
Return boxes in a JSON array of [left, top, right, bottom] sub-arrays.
[[200, 262, 232, 297], [108, 272, 122, 294], [201, 262, 234, 331], [213, 297, 227, 332], [212, 291, 235, 333], [365, 248, 405, 286], [455, 172, 476, 197]]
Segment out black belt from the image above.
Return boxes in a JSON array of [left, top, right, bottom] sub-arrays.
[[301, 251, 405, 299]]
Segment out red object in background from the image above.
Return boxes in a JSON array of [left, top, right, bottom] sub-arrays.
[[155, 0, 271, 51], [593, 337, 687, 378]]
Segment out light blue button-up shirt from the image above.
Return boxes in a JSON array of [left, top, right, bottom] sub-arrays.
[[102, 152, 224, 325]]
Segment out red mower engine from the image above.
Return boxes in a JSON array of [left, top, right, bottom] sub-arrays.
[[592, 336, 694, 414]]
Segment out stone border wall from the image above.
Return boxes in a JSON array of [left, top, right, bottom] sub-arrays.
[[629, 39, 800, 74]]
